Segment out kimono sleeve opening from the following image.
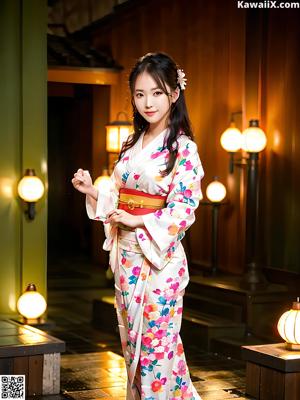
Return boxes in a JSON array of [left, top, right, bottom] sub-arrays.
[[140, 140, 204, 259], [85, 171, 119, 221]]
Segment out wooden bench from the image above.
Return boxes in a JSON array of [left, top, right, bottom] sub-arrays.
[[0, 319, 65, 397], [242, 343, 300, 400]]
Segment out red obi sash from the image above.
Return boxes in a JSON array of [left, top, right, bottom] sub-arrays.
[[118, 188, 167, 215]]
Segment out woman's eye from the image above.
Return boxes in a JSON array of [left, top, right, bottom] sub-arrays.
[[154, 91, 163, 96], [135, 93, 143, 98]]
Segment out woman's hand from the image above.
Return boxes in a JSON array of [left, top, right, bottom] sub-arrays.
[[105, 209, 144, 229], [71, 169, 98, 199]]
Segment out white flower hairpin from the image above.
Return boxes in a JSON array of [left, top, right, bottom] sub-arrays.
[[177, 69, 187, 90]]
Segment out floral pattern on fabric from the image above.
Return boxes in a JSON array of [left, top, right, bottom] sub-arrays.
[[86, 129, 203, 399]]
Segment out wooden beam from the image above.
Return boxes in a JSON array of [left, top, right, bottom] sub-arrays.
[[48, 67, 120, 85]]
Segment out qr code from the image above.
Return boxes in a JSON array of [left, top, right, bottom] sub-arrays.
[[0, 376, 25, 399]]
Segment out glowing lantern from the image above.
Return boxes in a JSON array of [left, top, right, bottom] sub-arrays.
[[17, 284, 47, 323], [277, 298, 300, 350], [220, 121, 243, 152], [106, 112, 132, 153], [94, 169, 111, 192], [241, 119, 267, 153], [206, 178, 227, 203]]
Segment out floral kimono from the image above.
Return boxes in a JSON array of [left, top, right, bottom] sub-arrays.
[[86, 128, 204, 400]]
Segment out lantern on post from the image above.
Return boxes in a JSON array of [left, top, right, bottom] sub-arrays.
[[199, 177, 227, 275]]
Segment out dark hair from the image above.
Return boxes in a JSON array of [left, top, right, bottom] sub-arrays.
[[118, 52, 194, 176]]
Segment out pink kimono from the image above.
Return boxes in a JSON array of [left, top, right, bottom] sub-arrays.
[[86, 128, 204, 400]]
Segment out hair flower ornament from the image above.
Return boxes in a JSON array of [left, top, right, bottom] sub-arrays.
[[177, 69, 187, 90]]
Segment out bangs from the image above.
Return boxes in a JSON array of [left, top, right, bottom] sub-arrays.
[[145, 64, 169, 94]]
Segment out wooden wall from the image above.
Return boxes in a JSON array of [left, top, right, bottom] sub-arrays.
[[260, 9, 300, 273], [80, 0, 300, 276]]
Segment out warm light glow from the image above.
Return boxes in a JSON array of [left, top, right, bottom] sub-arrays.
[[220, 122, 242, 152], [206, 179, 227, 203], [277, 300, 300, 350], [17, 285, 47, 319], [106, 125, 131, 153], [18, 175, 44, 202], [0, 178, 14, 199], [241, 120, 267, 153], [94, 170, 111, 192]]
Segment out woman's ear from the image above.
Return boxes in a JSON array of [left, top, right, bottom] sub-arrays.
[[171, 87, 180, 103]]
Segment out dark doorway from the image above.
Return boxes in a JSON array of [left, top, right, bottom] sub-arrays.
[[47, 83, 93, 268]]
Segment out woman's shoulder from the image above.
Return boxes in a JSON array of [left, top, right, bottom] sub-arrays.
[[176, 133, 198, 155]]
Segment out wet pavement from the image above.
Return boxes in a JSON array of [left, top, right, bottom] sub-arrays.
[[32, 257, 254, 399]]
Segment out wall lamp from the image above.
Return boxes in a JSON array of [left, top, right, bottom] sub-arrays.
[[105, 112, 132, 171], [221, 118, 268, 290], [220, 118, 267, 173], [200, 177, 227, 275], [18, 169, 44, 220]]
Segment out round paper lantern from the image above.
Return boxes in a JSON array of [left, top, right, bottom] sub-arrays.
[[206, 178, 227, 203], [17, 284, 47, 321], [220, 122, 243, 152], [277, 298, 300, 350], [241, 120, 267, 153], [18, 169, 44, 202]]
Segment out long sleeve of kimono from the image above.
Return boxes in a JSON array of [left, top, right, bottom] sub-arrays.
[[136, 139, 204, 270], [86, 171, 120, 252]]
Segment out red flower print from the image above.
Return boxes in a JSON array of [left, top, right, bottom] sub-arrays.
[[142, 336, 152, 346], [182, 148, 190, 157], [154, 352, 164, 360], [135, 295, 142, 303], [153, 288, 161, 295], [133, 174, 140, 180], [141, 357, 151, 366], [138, 233, 145, 241], [186, 208, 191, 215], [151, 152, 161, 159], [121, 257, 126, 265], [132, 266, 141, 276], [184, 160, 193, 171], [177, 307, 183, 315], [177, 343, 184, 356], [177, 359, 187, 376], [154, 329, 165, 339], [155, 209, 163, 218], [183, 189, 192, 198], [170, 282, 179, 291], [168, 351, 174, 360], [120, 275, 125, 284], [178, 267, 185, 277], [151, 380, 162, 392]]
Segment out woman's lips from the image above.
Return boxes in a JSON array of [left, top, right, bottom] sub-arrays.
[[144, 111, 157, 116]]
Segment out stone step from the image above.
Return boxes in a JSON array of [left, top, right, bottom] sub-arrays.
[[184, 292, 243, 322], [187, 275, 293, 339], [210, 335, 271, 360], [93, 296, 246, 353], [181, 308, 245, 352]]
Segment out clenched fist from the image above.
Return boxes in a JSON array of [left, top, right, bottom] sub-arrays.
[[71, 169, 98, 200]]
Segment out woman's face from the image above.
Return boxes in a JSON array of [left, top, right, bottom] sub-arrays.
[[133, 71, 178, 132]]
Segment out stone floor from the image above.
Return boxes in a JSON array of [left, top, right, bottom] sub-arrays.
[[30, 257, 254, 399]]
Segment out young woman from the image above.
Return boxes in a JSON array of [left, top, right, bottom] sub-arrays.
[[72, 53, 204, 400]]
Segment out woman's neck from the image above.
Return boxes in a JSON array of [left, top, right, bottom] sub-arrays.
[[146, 122, 168, 137]]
